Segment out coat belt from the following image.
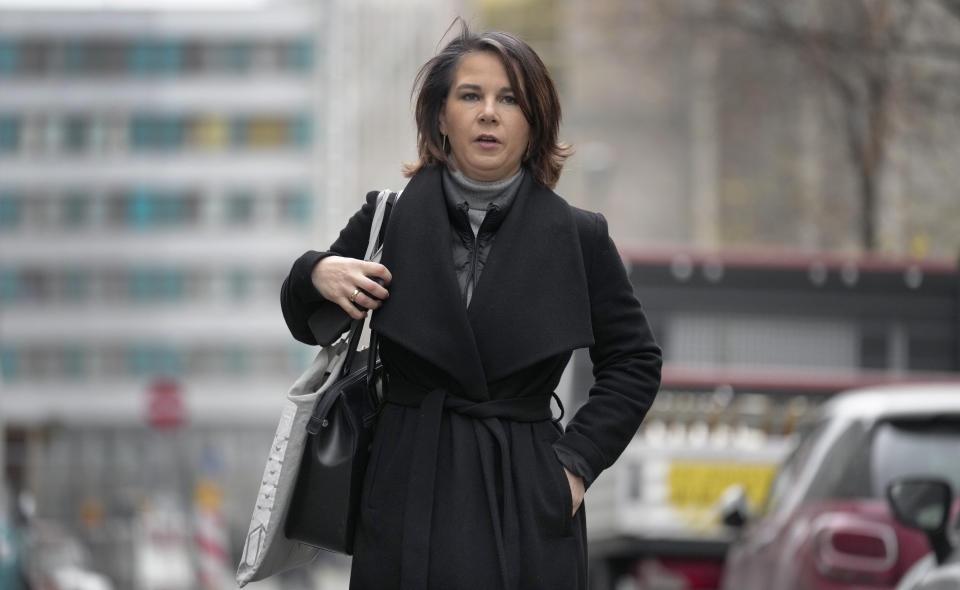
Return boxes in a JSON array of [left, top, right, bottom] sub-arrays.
[[384, 378, 558, 590]]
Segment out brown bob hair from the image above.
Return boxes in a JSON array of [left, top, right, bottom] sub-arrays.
[[403, 21, 572, 189]]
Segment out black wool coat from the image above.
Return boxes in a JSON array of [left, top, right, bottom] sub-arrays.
[[280, 165, 662, 590]]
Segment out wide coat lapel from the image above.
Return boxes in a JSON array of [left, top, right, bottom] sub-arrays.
[[372, 165, 596, 397], [372, 166, 488, 399], [467, 173, 595, 382]]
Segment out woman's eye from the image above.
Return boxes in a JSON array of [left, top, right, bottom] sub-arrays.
[[461, 93, 479, 101], [501, 95, 517, 105]]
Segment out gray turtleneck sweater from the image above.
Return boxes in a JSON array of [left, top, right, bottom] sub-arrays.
[[442, 166, 524, 307]]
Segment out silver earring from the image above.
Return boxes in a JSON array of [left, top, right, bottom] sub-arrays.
[[442, 134, 447, 153]]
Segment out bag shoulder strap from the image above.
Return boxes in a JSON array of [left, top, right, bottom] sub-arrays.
[[339, 189, 399, 379], [365, 189, 401, 263]]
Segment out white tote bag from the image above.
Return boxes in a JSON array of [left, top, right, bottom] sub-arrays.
[[237, 189, 394, 586]]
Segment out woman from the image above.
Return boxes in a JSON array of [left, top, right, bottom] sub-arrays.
[[281, 24, 661, 590]]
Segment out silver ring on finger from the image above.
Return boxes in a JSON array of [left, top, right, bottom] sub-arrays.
[[350, 288, 360, 303]]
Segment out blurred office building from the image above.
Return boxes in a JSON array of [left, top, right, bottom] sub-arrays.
[[0, 0, 458, 586]]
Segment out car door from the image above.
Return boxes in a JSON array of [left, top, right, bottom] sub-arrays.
[[722, 420, 829, 590]]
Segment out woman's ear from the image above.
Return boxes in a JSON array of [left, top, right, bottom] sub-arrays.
[[439, 98, 450, 136]]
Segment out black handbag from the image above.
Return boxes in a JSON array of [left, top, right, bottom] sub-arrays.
[[283, 192, 396, 554], [284, 323, 385, 553]]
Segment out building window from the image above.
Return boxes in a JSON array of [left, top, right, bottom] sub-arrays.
[[61, 269, 89, 301], [129, 268, 183, 302], [62, 192, 90, 227], [223, 42, 251, 72], [63, 41, 87, 73], [0, 40, 18, 76], [128, 344, 182, 377], [121, 188, 198, 228], [21, 268, 51, 302], [61, 346, 86, 377], [128, 189, 164, 227], [64, 116, 90, 151], [284, 39, 314, 72], [229, 117, 247, 146], [224, 191, 254, 225], [225, 115, 314, 148], [0, 268, 18, 301], [130, 115, 184, 150], [291, 115, 312, 148], [181, 42, 204, 72], [19, 40, 48, 75], [189, 116, 228, 150], [0, 191, 21, 228], [90, 40, 127, 73], [0, 116, 20, 153], [0, 347, 17, 380], [246, 117, 287, 148], [279, 189, 311, 225], [129, 40, 182, 75], [226, 269, 250, 300]]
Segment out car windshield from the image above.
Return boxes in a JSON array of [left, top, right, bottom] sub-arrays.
[[869, 417, 960, 497]]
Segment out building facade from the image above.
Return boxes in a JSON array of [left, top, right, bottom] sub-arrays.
[[0, 1, 461, 585]]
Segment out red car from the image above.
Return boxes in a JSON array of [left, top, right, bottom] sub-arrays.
[[720, 383, 960, 590]]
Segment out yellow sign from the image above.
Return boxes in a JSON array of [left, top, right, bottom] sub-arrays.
[[668, 461, 776, 509]]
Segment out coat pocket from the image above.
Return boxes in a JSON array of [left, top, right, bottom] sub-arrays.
[[535, 424, 574, 538], [549, 451, 575, 537]]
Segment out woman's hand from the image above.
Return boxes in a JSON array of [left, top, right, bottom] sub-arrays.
[[564, 467, 585, 516], [312, 255, 392, 320]]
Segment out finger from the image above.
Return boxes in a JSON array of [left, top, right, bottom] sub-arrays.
[[357, 275, 390, 301], [353, 290, 385, 311], [360, 261, 392, 286], [340, 296, 367, 320], [346, 284, 384, 311]]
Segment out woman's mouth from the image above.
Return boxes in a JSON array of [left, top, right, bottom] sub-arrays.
[[475, 135, 500, 148]]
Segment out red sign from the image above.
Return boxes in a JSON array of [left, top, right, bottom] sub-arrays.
[[147, 379, 185, 430]]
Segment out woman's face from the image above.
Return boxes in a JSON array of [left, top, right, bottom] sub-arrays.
[[439, 51, 530, 182]]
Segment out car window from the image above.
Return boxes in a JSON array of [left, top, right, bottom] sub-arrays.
[[762, 421, 827, 515], [870, 417, 960, 497], [805, 420, 869, 501]]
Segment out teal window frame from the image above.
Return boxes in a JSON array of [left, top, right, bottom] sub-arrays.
[[291, 115, 312, 148], [285, 39, 314, 72], [280, 189, 312, 225], [0, 116, 20, 153], [0, 40, 18, 76], [62, 192, 90, 227], [130, 115, 185, 151], [0, 347, 17, 380], [128, 344, 183, 377], [0, 191, 21, 228], [129, 40, 182, 75], [0, 268, 18, 301], [224, 191, 254, 225]]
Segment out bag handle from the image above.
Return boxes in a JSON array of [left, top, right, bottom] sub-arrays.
[[338, 190, 399, 381]]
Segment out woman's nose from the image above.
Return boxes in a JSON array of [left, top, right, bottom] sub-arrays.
[[478, 99, 499, 123]]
